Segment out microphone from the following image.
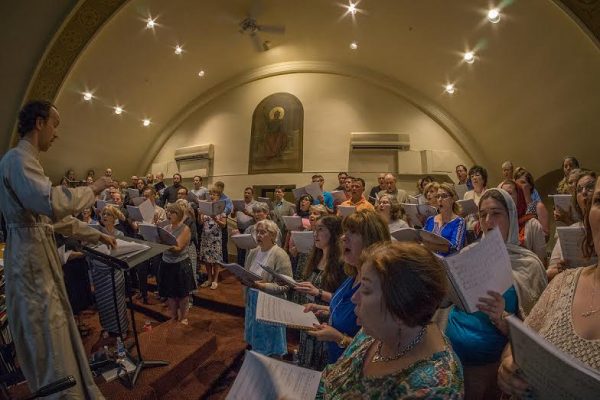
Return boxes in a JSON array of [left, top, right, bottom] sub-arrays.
[[24, 376, 76, 399]]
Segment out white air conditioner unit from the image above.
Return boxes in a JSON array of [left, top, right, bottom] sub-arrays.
[[350, 132, 410, 151], [174, 144, 214, 161]]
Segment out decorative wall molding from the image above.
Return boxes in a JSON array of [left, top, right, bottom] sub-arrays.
[[139, 61, 487, 174], [555, 0, 600, 49]]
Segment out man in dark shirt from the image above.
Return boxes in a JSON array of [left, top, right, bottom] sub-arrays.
[[159, 173, 183, 206], [334, 172, 348, 191], [368, 173, 387, 204]]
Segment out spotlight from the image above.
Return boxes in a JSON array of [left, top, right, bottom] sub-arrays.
[[198, 70, 205, 77], [444, 84, 455, 95], [463, 51, 475, 64], [175, 45, 183, 55], [114, 106, 123, 115], [83, 92, 93, 101], [143, 119, 151, 127], [487, 8, 501, 23], [146, 17, 156, 29], [350, 41, 358, 50], [348, 3, 357, 15]]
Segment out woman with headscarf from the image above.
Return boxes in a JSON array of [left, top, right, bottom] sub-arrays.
[[500, 180, 547, 264], [444, 188, 547, 400]]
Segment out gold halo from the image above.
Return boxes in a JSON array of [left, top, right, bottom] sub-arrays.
[[269, 106, 285, 120]]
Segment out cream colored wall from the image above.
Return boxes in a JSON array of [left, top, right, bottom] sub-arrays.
[[152, 73, 474, 195]]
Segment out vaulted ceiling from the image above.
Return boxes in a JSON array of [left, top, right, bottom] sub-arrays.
[[2, 0, 600, 182]]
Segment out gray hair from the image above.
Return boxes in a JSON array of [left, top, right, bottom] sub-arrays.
[[255, 219, 280, 241], [501, 161, 513, 169], [252, 202, 270, 214]]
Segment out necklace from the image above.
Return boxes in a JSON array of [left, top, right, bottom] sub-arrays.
[[371, 326, 427, 363], [582, 266, 600, 318]]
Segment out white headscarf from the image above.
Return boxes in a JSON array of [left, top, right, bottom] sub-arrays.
[[481, 188, 547, 317]]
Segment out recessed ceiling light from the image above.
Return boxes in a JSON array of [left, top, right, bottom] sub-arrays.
[[174, 45, 183, 55], [146, 17, 156, 29], [444, 84, 455, 95], [348, 3, 357, 15], [463, 51, 475, 64], [83, 92, 93, 101], [198, 70, 205, 77], [143, 119, 151, 127], [350, 41, 358, 50], [487, 8, 501, 23], [114, 106, 123, 115]]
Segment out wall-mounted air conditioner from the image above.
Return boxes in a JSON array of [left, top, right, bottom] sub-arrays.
[[350, 132, 410, 151], [174, 144, 214, 161]]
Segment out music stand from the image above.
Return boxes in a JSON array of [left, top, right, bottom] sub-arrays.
[[82, 238, 171, 387]]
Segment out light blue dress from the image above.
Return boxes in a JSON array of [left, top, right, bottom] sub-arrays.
[[244, 288, 287, 356]]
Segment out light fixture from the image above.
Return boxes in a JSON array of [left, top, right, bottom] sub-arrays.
[[146, 17, 156, 29], [463, 51, 475, 64], [348, 2, 357, 15], [198, 70, 205, 77], [487, 8, 501, 23], [143, 119, 151, 127], [350, 41, 358, 50], [174, 45, 183, 55], [83, 92, 93, 101], [114, 106, 123, 115], [444, 84, 455, 95]]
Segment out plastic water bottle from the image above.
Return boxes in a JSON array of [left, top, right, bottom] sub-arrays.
[[116, 337, 126, 359]]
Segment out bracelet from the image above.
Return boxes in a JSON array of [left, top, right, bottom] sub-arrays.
[[337, 335, 351, 348], [317, 289, 323, 299]]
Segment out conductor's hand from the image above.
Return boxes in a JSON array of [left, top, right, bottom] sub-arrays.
[[90, 177, 116, 195], [99, 234, 117, 249]]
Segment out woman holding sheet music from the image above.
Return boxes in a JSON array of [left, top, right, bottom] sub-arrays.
[[498, 175, 600, 398], [307, 210, 391, 364], [90, 205, 129, 335], [243, 219, 292, 356], [376, 193, 408, 233], [294, 216, 346, 370], [158, 203, 196, 324], [423, 183, 466, 256], [198, 188, 226, 290], [547, 170, 596, 280], [445, 188, 547, 399], [317, 241, 464, 399]]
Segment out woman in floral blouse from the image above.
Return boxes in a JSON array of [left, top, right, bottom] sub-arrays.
[[317, 241, 464, 399]]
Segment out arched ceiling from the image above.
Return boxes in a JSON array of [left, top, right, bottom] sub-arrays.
[[4, 0, 600, 182]]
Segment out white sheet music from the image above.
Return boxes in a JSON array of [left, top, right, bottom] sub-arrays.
[[443, 228, 513, 313], [139, 223, 159, 242], [126, 199, 154, 223], [232, 200, 246, 211], [557, 226, 596, 268], [197, 200, 226, 216], [456, 199, 478, 216], [282, 216, 303, 231], [231, 234, 258, 250], [131, 196, 146, 206], [400, 203, 425, 227], [96, 200, 108, 212], [291, 231, 314, 253], [507, 316, 600, 400], [338, 205, 356, 217], [256, 291, 319, 330], [304, 182, 323, 199], [226, 350, 322, 400], [219, 262, 263, 283], [330, 190, 347, 203], [549, 194, 572, 212], [454, 184, 468, 200], [57, 245, 72, 265], [259, 264, 298, 287], [94, 239, 150, 259], [126, 188, 140, 199], [292, 187, 308, 200], [390, 227, 420, 242]]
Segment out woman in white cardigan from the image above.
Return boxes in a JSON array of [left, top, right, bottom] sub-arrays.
[[243, 219, 293, 356]]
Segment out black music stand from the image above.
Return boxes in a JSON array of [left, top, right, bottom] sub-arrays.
[[82, 238, 171, 387]]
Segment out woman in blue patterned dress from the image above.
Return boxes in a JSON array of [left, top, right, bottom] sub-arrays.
[[198, 188, 226, 290], [424, 183, 467, 256]]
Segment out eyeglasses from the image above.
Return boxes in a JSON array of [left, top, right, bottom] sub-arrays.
[[435, 193, 451, 199], [576, 183, 595, 194]]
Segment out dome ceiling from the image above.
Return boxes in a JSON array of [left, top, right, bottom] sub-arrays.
[[12, 0, 600, 181]]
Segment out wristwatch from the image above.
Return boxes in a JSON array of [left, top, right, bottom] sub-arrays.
[[337, 335, 351, 348], [317, 288, 323, 300]]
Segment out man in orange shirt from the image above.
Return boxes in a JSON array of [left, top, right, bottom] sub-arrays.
[[339, 177, 375, 214]]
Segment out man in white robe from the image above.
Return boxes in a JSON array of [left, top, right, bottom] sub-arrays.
[[0, 100, 116, 399]]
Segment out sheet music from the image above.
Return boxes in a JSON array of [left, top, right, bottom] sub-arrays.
[[390, 228, 420, 242], [291, 231, 314, 253], [232, 200, 246, 211], [226, 350, 322, 400], [93, 239, 150, 259], [456, 199, 478, 216], [549, 194, 572, 212], [407, 195, 419, 205], [418, 204, 438, 218], [454, 184, 468, 200], [292, 187, 308, 200], [443, 228, 513, 313], [330, 190, 347, 203], [259, 264, 298, 287], [338, 205, 356, 217], [557, 226, 596, 268], [130, 196, 146, 206], [126, 199, 154, 223], [256, 291, 319, 330], [304, 182, 323, 199], [282, 216, 303, 231], [157, 226, 178, 246], [218, 262, 263, 283], [198, 200, 226, 216], [126, 188, 140, 199], [96, 200, 108, 212], [57, 245, 72, 265], [231, 234, 258, 250], [139, 223, 159, 243], [400, 203, 423, 227], [507, 316, 600, 400]]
